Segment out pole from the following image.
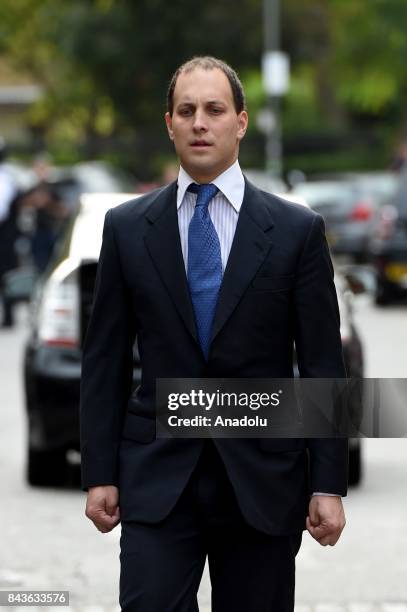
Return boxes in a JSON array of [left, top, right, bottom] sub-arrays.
[[263, 0, 282, 179]]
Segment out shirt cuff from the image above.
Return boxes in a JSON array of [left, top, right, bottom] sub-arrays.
[[312, 492, 341, 497]]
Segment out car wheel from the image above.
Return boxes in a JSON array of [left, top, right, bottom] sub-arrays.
[[27, 447, 68, 487], [348, 443, 362, 486]]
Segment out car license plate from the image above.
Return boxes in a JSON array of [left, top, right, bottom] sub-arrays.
[[385, 263, 407, 286]]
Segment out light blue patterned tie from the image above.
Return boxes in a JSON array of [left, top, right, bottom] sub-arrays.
[[187, 183, 222, 360]]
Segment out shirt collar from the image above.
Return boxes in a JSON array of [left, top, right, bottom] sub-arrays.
[[176, 160, 245, 213]]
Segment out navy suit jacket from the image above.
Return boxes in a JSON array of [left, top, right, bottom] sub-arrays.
[[80, 178, 348, 535]]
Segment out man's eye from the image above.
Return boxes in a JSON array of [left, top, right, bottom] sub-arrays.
[[179, 108, 193, 116], [210, 108, 223, 114]]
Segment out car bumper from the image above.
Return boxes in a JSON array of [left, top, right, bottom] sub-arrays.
[[371, 254, 407, 292], [24, 343, 142, 451]]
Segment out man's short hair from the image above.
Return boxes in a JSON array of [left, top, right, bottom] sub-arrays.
[[167, 56, 246, 116]]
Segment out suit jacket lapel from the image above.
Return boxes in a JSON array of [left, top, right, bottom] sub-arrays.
[[144, 182, 198, 343], [143, 179, 274, 349], [211, 179, 275, 343]]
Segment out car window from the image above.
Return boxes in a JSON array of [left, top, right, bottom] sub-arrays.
[[292, 182, 355, 208]]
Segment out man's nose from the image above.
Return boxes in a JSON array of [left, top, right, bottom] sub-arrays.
[[192, 110, 208, 132]]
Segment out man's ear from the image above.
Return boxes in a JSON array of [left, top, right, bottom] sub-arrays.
[[165, 112, 174, 140], [237, 110, 248, 141]]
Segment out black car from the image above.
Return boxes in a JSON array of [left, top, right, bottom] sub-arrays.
[[23, 193, 364, 487], [369, 175, 407, 304], [24, 193, 140, 486]]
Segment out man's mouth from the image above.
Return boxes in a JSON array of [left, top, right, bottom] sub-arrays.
[[190, 141, 212, 147]]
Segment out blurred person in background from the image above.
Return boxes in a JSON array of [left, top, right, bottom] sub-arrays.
[[0, 137, 19, 328], [21, 153, 69, 274], [81, 57, 348, 612]]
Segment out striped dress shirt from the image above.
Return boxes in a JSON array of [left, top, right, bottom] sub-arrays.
[[176, 160, 245, 272]]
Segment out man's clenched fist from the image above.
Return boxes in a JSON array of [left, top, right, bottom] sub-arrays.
[[306, 495, 346, 546], [85, 485, 120, 533]]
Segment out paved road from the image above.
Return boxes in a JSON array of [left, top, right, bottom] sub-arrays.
[[0, 295, 406, 611]]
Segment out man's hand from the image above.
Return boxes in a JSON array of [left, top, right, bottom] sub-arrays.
[[85, 485, 120, 533], [306, 495, 346, 546]]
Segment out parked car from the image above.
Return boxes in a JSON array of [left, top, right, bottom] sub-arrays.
[[343, 171, 399, 204], [330, 270, 364, 485], [23, 192, 364, 487], [290, 174, 399, 262], [24, 192, 141, 486], [369, 175, 407, 304], [45, 161, 138, 214], [308, 171, 399, 204]]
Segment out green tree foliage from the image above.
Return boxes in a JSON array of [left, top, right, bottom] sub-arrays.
[[282, 0, 407, 128], [332, 0, 407, 116], [1, 0, 407, 171], [0, 0, 262, 155]]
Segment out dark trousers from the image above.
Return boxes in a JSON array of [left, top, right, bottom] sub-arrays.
[[119, 441, 302, 612]]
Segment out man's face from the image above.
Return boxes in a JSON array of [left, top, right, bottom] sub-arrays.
[[165, 68, 248, 183]]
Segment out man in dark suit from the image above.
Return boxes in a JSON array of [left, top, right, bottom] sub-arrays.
[[81, 57, 347, 612]]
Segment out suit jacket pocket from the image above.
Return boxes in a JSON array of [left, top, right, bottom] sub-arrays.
[[121, 412, 156, 443], [259, 438, 306, 453], [250, 275, 295, 292]]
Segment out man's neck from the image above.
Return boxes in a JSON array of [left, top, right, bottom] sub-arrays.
[[183, 159, 239, 184]]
